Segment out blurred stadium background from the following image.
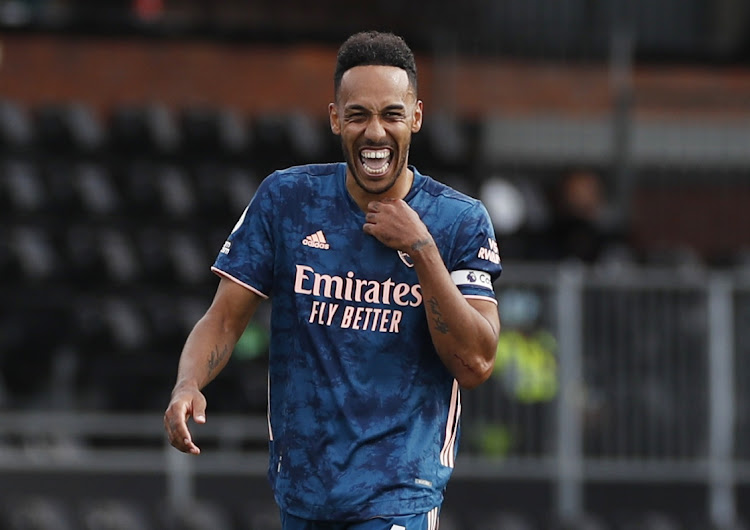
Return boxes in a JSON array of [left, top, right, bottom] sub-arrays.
[[1, 0, 750, 529]]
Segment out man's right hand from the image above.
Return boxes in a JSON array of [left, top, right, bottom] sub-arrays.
[[164, 386, 207, 455]]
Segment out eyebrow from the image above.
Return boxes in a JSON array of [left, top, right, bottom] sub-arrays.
[[344, 104, 407, 113]]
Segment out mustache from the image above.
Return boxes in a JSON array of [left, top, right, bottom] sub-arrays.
[[358, 142, 395, 150]]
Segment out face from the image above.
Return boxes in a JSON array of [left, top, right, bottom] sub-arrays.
[[329, 65, 423, 202]]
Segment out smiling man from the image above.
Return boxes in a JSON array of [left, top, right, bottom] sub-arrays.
[[331, 58, 421, 201], [164, 31, 503, 530]]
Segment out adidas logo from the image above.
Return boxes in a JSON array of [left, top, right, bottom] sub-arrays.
[[302, 230, 330, 250]]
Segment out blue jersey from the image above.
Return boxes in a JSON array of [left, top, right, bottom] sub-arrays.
[[212, 163, 502, 521]]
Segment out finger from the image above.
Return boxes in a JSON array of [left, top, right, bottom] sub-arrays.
[[172, 424, 201, 455], [166, 406, 193, 448], [184, 438, 201, 455], [367, 201, 381, 212], [167, 419, 190, 449], [180, 411, 202, 454], [365, 212, 377, 222]]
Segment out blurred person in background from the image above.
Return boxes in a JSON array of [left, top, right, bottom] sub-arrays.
[[531, 167, 628, 264], [164, 30, 502, 529]]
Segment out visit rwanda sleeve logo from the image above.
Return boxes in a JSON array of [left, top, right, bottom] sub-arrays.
[[478, 238, 500, 264]]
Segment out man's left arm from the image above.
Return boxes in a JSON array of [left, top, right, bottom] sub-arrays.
[[410, 240, 500, 388], [364, 198, 501, 389]]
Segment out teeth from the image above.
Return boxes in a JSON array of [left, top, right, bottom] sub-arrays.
[[363, 161, 390, 175], [361, 149, 390, 159], [360, 148, 392, 176]]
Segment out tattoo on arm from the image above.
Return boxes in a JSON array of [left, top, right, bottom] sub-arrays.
[[426, 297, 480, 376], [411, 238, 432, 252], [427, 297, 450, 334], [207, 344, 231, 376]]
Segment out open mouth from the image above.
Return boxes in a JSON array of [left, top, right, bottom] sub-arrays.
[[359, 148, 392, 177]]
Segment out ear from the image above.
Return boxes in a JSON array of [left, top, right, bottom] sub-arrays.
[[329, 102, 341, 135], [411, 100, 423, 133]]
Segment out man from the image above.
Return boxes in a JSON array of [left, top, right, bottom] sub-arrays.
[[164, 30, 502, 529]]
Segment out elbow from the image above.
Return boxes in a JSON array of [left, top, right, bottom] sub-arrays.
[[454, 352, 495, 390], [457, 371, 492, 390]]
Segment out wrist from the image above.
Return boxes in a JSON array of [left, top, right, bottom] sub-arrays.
[[407, 236, 438, 262], [172, 379, 200, 396]]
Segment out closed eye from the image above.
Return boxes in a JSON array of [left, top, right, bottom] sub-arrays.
[[345, 112, 368, 123]]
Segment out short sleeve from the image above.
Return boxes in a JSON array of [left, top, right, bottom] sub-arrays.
[[211, 173, 277, 298], [448, 202, 502, 302]]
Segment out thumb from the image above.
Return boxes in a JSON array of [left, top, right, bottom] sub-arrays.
[[193, 402, 207, 424]]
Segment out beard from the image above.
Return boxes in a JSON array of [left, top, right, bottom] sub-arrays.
[[341, 139, 410, 196]]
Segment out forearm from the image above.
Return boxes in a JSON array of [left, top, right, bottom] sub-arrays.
[[173, 313, 242, 393], [410, 240, 500, 389]]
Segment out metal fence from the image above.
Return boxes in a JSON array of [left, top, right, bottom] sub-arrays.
[[0, 262, 749, 527], [462, 262, 750, 527]]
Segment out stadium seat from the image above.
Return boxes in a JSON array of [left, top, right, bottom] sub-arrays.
[[64, 224, 113, 286], [165, 230, 213, 286], [0, 495, 75, 530], [179, 105, 251, 159], [731, 247, 750, 271], [77, 499, 154, 530], [133, 227, 214, 287], [68, 294, 150, 356], [286, 111, 328, 163], [253, 112, 329, 173], [34, 102, 104, 155], [240, 502, 282, 530], [118, 160, 166, 216], [614, 511, 685, 530], [71, 291, 177, 411], [97, 227, 142, 285], [473, 510, 538, 530], [190, 162, 234, 218], [224, 166, 259, 214], [551, 512, 612, 530], [157, 498, 236, 530], [41, 158, 98, 216], [141, 293, 194, 353], [190, 164, 260, 228], [155, 163, 198, 218], [700, 520, 749, 530], [0, 99, 34, 152], [70, 295, 117, 357], [413, 112, 472, 169], [0, 300, 72, 407], [0, 227, 18, 285], [437, 509, 465, 530], [134, 226, 181, 283], [10, 224, 66, 282], [71, 162, 121, 216], [107, 103, 180, 156], [102, 297, 152, 353], [0, 159, 47, 217]]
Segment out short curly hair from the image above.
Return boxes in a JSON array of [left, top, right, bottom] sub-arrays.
[[334, 31, 418, 97]]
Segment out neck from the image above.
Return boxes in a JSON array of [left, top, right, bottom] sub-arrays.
[[347, 167, 414, 212]]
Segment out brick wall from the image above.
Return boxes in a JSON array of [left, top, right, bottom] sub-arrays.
[[4, 34, 750, 119]]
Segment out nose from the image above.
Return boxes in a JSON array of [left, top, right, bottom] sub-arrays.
[[363, 116, 387, 142]]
